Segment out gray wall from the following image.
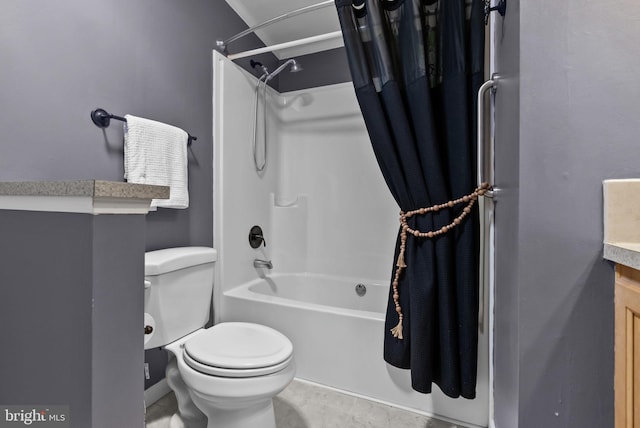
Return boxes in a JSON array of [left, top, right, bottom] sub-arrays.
[[92, 214, 146, 428], [0, 210, 147, 428], [0, 212, 94, 427], [494, 0, 640, 426]]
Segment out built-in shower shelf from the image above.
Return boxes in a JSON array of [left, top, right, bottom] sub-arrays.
[[273, 194, 305, 208]]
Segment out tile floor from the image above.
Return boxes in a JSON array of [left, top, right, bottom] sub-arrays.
[[145, 379, 465, 428]]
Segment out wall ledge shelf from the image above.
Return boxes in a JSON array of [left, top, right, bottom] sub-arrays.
[[0, 180, 169, 214]]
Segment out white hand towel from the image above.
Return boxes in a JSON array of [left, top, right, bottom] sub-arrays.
[[124, 114, 189, 209]]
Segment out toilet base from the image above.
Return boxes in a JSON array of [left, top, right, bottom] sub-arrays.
[[165, 347, 282, 428], [190, 393, 277, 428], [168, 413, 188, 428], [166, 354, 207, 428]]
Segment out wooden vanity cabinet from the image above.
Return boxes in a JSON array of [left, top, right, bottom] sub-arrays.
[[615, 264, 640, 428]]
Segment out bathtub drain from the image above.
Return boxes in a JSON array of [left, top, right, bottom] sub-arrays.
[[355, 283, 367, 297]]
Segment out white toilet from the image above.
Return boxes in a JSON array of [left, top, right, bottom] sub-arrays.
[[144, 247, 295, 428]]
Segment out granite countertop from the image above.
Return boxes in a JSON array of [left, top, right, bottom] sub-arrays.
[[0, 180, 170, 215], [604, 243, 640, 271], [0, 180, 169, 200]]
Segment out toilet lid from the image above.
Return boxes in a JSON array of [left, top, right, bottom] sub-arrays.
[[183, 322, 293, 377]]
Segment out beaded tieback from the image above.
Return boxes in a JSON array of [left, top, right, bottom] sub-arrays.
[[390, 182, 492, 340]]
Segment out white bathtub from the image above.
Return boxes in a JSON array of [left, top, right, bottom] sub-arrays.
[[221, 273, 488, 427]]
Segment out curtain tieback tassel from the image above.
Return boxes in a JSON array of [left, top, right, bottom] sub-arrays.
[[390, 182, 491, 340]]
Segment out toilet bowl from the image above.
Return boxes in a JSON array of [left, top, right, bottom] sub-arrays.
[[165, 324, 295, 428], [144, 247, 295, 428]]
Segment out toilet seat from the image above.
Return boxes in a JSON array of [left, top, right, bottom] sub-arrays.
[[183, 352, 293, 378], [183, 322, 293, 378]]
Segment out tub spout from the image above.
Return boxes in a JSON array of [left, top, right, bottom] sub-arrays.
[[253, 259, 273, 269]]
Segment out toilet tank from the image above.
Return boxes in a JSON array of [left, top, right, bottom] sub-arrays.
[[144, 247, 217, 349]]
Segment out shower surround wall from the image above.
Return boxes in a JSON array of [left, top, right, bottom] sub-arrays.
[[213, 51, 397, 294], [213, 52, 489, 426]]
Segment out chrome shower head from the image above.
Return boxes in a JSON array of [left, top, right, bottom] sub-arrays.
[[289, 59, 303, 73], [265, 58, 303, 81]]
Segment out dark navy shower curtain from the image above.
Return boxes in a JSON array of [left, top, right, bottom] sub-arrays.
[[335, 0, 485, 398]]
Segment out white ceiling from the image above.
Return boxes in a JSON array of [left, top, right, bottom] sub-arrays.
[[224, 0, 343, 59]]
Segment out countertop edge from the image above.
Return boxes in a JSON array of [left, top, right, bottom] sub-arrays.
[[0, 180, 169, 200], [0, 180, 170, 215], [604, 243, 640, 271]]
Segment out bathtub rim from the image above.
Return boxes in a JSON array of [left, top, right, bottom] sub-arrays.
[[222, 271, 388, 321]]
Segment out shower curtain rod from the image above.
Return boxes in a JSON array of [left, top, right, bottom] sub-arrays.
[[222, 0, 487, 60], [227, 30, 343, 60], [216, 0, 334, 55]]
